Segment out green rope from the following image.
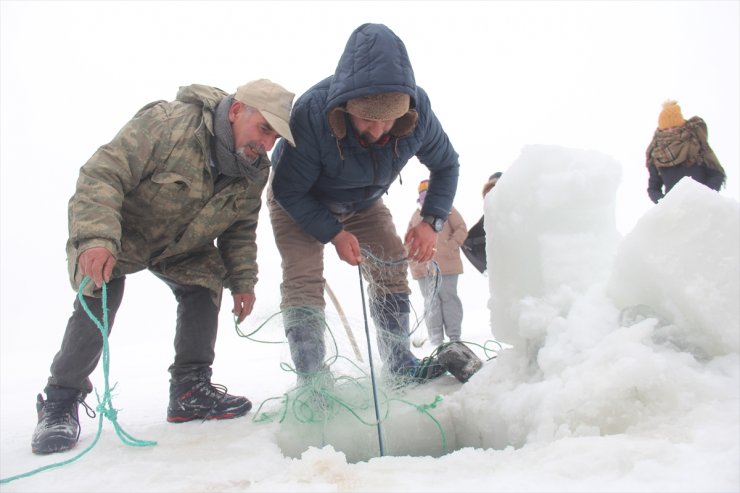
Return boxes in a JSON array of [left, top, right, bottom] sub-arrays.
[[251, 330, 502, 456], [432, 338, 501, 362], [230, 254, 502, 457], [245, 314, 500, 456], [390, 394, 447, 452], [0, 276, 156, 485], [252, 367, 451, 455], [233, 311, 286, 344]]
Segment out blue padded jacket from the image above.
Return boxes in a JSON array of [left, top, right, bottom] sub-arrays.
[[271, 23, 460, 243]]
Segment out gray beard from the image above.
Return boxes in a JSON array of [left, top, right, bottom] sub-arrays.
[[211, 96, 260, 180], [236, 147, 260, 167]]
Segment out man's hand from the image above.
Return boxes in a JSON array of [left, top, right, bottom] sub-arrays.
[[78, 247, 116, 288], [404, 222, 438, 262], [232, 293, 255, 324], [331, 230, 363, 266]]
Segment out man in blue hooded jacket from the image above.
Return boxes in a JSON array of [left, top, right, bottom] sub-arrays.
[[268, 23, 460, 386]]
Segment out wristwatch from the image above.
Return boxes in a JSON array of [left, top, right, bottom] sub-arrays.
[[421, 215, 445, 232]]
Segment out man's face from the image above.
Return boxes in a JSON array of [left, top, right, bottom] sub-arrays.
[[229, 101, 280, 161], [349, 114, 395, 144]]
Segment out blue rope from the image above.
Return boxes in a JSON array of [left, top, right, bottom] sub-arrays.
[[0, 276, 156, 485]]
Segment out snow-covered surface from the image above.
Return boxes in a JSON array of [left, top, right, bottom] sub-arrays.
[[2, 2, 739, 492], [1, 145, 738, 492]]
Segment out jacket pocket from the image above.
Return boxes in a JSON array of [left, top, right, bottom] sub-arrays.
[[147, 172, 193, 215]]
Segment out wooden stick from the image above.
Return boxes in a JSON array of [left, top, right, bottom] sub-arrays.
[[325, 281, 363, 361]]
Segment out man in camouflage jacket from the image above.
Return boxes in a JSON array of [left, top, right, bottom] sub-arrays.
[[32, 80, 295, 455]]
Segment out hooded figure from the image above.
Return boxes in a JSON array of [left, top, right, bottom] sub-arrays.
[[271, 23, 459, 243], [268, 23, 462, 387], [646, 100, 725, 203], [461, 172, 502, 274]]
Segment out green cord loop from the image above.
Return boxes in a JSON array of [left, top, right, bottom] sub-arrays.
[[0, 276, 155, 486]]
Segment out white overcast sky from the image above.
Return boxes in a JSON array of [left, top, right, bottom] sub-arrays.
[[0, 4, 738, 490], [1, 0, 738, 284]]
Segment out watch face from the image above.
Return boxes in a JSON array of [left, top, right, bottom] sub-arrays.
[[423, 215, 444, 232]]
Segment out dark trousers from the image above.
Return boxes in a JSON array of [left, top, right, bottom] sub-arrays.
[[46, 275, 220, 395]]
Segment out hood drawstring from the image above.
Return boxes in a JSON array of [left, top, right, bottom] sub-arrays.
[[335, 138, 345, 161]]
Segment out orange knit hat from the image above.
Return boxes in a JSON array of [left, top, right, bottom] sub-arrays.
[[658, 100, 685, 129], [418, 179, 429, 193]]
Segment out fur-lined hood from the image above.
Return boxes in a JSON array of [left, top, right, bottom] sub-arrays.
[[325, 23, 416, 111], [325, 23, 419, 140], [269, 24, 460, 244]]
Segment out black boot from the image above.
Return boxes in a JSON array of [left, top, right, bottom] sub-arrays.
[[371, 293, 446, 383], [167, 368, 251, 423], [31, 386, 94, 454]]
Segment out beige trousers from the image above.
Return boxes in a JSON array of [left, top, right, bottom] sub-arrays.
[[267, 186, 410, 309]]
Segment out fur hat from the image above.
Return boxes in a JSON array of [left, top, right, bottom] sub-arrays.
[[418, 179, 429, 193], [327, 106, 418, 141], [658, 100, 686, 130], [346, 92, 410, 121]]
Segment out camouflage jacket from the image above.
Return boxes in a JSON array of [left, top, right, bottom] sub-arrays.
[[67, 84, 270, 296]]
